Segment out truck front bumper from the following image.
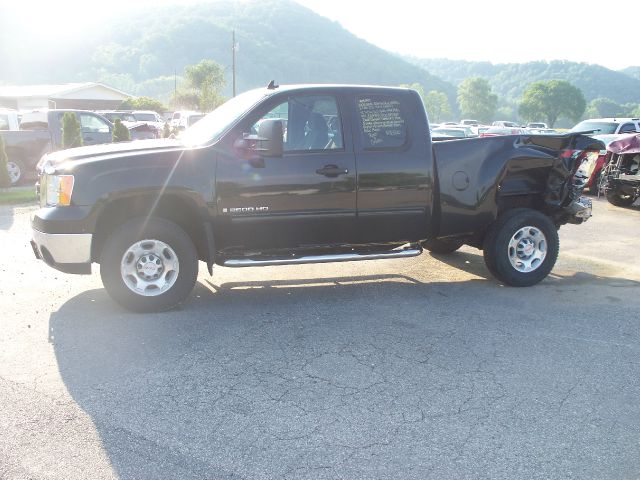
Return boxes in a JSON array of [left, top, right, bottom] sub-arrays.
[[31, 230, 92, 274], [31, 206, 94, 274]]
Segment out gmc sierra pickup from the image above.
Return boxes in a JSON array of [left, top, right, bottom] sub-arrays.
[[31, 84, 602, 312]]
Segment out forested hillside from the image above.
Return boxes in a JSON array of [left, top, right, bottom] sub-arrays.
[[0, 0, 455, 102], [409, 58, 640, 105]]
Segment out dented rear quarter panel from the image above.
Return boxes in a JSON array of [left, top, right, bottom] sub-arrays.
[[432, 134, 603, 237]]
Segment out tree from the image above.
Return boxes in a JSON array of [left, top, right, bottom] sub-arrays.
[[112, 119, 131, 142], [457, 77, 497, 124], [61, 112, 82, 149], [400, 83, 452, 123], [185, 59, 225, 92], [0, 135, 11, 189], [119, 96, 167, 114], [424, 90, 452, 123], [173, 59, 226, 112], [518, 80, 586, 128]]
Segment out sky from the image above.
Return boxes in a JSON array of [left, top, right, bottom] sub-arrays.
[[2, 0, 638, 70]]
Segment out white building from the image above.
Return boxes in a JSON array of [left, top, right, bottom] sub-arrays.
[[0, 83, 132, 110]]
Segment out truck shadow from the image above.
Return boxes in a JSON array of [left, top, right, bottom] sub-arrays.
[[48, 270, 640, 478]]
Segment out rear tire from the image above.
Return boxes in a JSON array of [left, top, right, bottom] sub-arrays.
[[606, 188, 636, 207], [99, 217, 198, 312], [422, 238, 464, 254], [483, 208, 559, 287]]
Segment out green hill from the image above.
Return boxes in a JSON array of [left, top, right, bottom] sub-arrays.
[[409, 58, 640, 105], [0, 0, 455, 104]]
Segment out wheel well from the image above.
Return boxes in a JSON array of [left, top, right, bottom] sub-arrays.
[[91, 194, 208, 263], [497, 194, 543, 214], [466, 196, 546, 250]]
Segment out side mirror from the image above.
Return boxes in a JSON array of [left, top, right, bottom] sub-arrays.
[[257, 119, 283, 157]]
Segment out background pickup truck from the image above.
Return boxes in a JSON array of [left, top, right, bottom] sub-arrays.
[[1, 109, 155, 185], [31, 84, 602, 312]]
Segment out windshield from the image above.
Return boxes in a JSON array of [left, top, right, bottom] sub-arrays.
[[181, 89, 270, 146], [571, 121, 618, 134]]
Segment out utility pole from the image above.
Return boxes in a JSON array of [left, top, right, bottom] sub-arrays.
[[232, 30, 237, 97], [173, 68, 177, 108]]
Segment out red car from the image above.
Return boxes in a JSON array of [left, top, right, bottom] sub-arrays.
[[577, 134, 626, 194]]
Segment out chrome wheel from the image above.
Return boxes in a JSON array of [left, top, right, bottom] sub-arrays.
[[120, 239, 179, 296], [507, 226, 547, 273], [7, 161, 21, 185]]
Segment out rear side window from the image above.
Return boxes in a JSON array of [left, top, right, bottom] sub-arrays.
[[357, 95, 407, 149], [619, 123, 638, 134]]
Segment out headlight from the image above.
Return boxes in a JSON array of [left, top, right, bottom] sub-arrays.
[[43, 174, 74, 207]]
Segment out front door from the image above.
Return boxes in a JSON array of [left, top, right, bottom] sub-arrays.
[[215, 93, 357, 250], [78, 113, 113, 145]]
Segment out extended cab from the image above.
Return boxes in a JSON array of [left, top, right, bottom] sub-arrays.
[[31, 84, 602, 312]]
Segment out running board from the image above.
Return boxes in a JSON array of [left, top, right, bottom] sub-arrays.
[[223, 245, 422, 268]]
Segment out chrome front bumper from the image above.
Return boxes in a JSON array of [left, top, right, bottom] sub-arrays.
[[30, 229, 92, 274]]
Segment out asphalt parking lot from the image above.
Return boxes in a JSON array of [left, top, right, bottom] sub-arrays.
[[1, 198, 639, 480]]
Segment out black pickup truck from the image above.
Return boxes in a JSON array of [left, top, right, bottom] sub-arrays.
[[31, 84, 602, 312]]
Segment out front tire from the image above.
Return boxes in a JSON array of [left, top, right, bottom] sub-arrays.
[[483, 208, 559, 287], [99, 217, 198, 312], [6, 158, 24, 186]]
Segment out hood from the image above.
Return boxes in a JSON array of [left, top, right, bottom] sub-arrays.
[[40, 139, 184, 168]]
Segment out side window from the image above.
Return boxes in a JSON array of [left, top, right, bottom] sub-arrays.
[[619, 123, 637, 134], [251, 95, 343, 152], [80, 114, 110, 133], [357, 95, 407, 149], [0, 115, 9, 130]]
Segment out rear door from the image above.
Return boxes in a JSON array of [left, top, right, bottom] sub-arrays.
[[352, 91, 433, 243], [215, 92, 357, 249]]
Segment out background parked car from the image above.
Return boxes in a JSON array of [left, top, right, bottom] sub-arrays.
[[431, 127, 468, 138], [492, 120, 521, 128], [459, 119, 479, 126], [526, 122, 548, 129], [98, 110, 160, 139], [571, 118, 640, 135], [130, 110, 166, 131], [480, 126, 527, 137]]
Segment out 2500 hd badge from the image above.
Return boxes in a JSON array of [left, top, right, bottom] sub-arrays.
[[223, 206, 270, 214]]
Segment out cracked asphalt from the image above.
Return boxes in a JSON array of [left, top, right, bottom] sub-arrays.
[[1, 198, 640, 479]]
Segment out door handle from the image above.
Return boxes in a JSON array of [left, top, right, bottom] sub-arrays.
[[316, 164, 349, 177]]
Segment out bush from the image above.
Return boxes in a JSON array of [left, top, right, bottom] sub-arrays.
[[61, 112, 83, 149], [112, 119, 131, 142]]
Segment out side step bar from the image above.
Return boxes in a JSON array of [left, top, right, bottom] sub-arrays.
[[223, 244, 423, 268]]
